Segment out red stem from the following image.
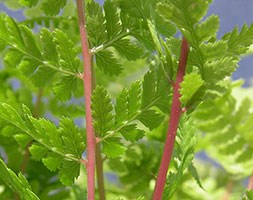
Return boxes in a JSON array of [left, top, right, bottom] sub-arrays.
[[152, 37, 189, 199], [247, 176, 253, 190], [76, 0, 96, 199]]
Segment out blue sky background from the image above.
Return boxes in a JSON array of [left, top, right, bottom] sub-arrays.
[[0, 0, 253, 85]]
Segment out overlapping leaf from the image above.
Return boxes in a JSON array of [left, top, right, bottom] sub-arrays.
[[193, 86, 253, 176], [0, 14, 80, 101], [223, 23, 253, 55], [180, 73, 204, 106], [91, 70, 169, 158], [163, 117, 201, 199], [0, 159, 39, 200], [19, 0, 67, 16], [87, 0, 147, 76], [0, 103, 85, 185]]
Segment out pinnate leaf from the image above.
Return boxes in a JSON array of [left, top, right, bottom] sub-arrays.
[[96, 50, 123, 76], [40, 28, 59, 66], [53, 75, 78, 101], [0, 103, 85, 186], [142, 71, 157, 108], [104, 0, 121, 38], [53, 29, 80, 73], [180, 73, 204, 106], [103, 137, 126, 158], [19, 0, 38, 7], [137, 109, 164, 130], [0, 159, 39, 200], [92, 85, 114, 137], [223, 23, 253, 55], [42, 0, 67, 16], [113, 38, 144, 61], [128, 81, 142, 118], [196, 14, 220, 42]]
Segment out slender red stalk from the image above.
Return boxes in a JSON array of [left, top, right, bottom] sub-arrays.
[[247, 176, 253, 190], [76, 0, 96, 199], [152, 37, 189, 200]]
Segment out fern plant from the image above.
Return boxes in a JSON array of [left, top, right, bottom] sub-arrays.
[[0, 0, 253, 199]]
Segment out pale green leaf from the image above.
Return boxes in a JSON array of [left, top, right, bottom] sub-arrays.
[[113, 38, 144, 61], [20, 25, 41, 58], [0, 159, 39, 200], [128, 81, 141, 118], [142, 71, 156, 108], [53, 29, 80, 72], [104, 0, 121, 38], [59, 117, 85, 157], [53, 75, 78, 101], [92, 85, 114, 137], [119, 124, 144, 142], [30, 66, 57, 87], [137, 109, 164, 130], [19, 0, 38, 7], [103, 138, 127, 158], [40, 28, 59, 66], [96, 50, 123, 76], [180, 73, 204, 106], [29, 143, 49, 161], [42, 153, 63, 171], [223, 23, 253, 55], [196, 14, 219, 42], [115, 88, 128, 126], [59, 160, 80, 186], [42, 0, 67, 16], [203, 57, 238, 83]]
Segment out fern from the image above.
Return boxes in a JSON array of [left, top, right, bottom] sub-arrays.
[[19, 0, 67, 16], [0, 159, 39, 200], [91, 69, 170, 158], [0, 103, 85, 185], [193, 83, 253, 177], [163, 117, 200, 199], [0, 14, 81, 101], [0, 0, 253, 199]]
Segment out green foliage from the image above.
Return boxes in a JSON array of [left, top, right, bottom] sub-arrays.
[[0, 14, 80, 101], [0, 103, 85, 186], [92, 85, 114, 137], [163, 117, 200, 199], [193, 83, 253, 177], [223, 23, 253, 55], [95, 50, 123, 76], [243, 190, 253, 200], [180, 73, 204, 107], [104, 0, 121, 39], [0, 0, 253, 199], [0, 159, 39, 200], [91, 70, 168, 158], [19, 0, 67, 16], [108, 141, 163, 196]]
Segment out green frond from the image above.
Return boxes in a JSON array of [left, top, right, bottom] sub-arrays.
[[0, 14, 81, 101], [0, 103, 85, 186], [0, 159, 39, 200], [223, 23, 253, 55]]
